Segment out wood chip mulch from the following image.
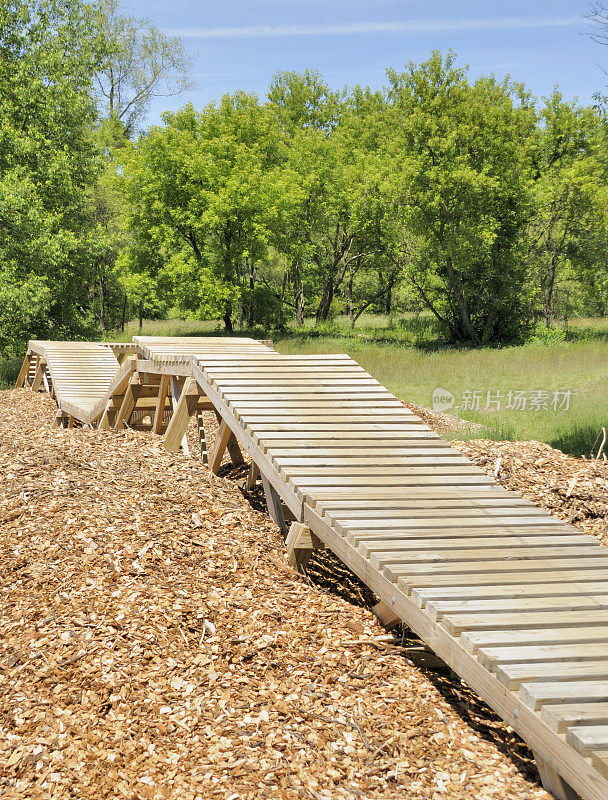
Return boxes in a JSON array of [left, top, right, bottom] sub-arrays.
[[454, 439, 608, 545], [0, 389, 554, 800]]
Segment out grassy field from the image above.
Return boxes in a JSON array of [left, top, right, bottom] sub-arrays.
[[4, 314, 607, 455]]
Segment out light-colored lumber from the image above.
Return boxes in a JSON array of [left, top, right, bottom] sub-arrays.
[[541, 704, 608, 733], [209, 419, 232, 473], [153, 375, 170, 434], [372, 600, 401, 630], [162, 377, 200, 454], [285, 522, 323, 571], [533, 750, 582, 800], [15, 354, 31, 388]]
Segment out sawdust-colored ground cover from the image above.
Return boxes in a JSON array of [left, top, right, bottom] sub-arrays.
[[1, 389, 556, 799]]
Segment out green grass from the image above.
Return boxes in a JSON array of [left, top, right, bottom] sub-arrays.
[[274, 333, 608, 455]]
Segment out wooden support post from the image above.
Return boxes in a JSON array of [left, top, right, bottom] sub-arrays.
[[67, 415, 75, 429], [213, 409, 244, 466], [372, 600, 401, 630], [162, 378, 201, 454], [52, 410, 65, 428], [197, 412, 208, 465], [226, 431, 244, 466], [285, 522, 324, 572], [209, 419, 232, 473], [98, 407, 111, 430], [31, 359, 45, 392], [15, 355, 31, 388], [246, 462, 259, 490], [114, 374, 141, 429], [42, 369, 50, 393], [153, 375, 170, 434], [260, 472, 287, 536], [533, 752, 582, 800]]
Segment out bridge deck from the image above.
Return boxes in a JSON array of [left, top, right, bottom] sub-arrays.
[[15, 336, 608, 800]]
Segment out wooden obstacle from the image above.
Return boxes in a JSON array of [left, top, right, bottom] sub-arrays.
[[16, 335, 608, 800]]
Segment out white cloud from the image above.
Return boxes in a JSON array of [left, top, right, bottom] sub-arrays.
[[168, 16, 581, 39]]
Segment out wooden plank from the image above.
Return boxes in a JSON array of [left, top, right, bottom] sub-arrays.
[[480, 645, 608, 673], [567, 726, 608, 754], [499, 661, 608, 690], [462, 626, 608, 654], [388, 558, 608, 587], [357, 536, 590, 561], [444, 609, 608, 636], [521, 681, 608, 711], [412, 582, 608, 607], [373, 546, 599, 571], [541, 704, 608, 733]]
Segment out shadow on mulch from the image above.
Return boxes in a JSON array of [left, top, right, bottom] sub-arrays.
[[218, 460, 542, 789]]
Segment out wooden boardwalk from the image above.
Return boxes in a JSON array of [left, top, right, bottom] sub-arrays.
[[15, 336, 608, 800]]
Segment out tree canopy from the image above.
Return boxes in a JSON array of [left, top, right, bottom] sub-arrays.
[[1, 10, 608, 355]]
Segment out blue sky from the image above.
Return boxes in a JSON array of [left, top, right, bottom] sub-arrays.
[[120, 0, 604, 125]]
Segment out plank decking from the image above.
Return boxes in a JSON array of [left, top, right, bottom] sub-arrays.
[[15, 336, 608, 800]]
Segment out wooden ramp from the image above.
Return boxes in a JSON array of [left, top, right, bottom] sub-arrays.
[[14, 335, 608, 800], [20, 341, 124, 425], [184, 347, 608, 800]]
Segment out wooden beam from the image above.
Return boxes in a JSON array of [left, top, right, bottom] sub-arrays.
[[372, 600, 401, 630], [261, 472, 287, 535], [285, 522, 324, 571], [153, 375, 170, 434], [197, 412, 208, 465], [213, 410, 244, 466], [162, 377, 200, 454], [209, 419, 232, 473], [52, 410, 65, 428], [113, 375, 141, 429], [533, 751, 582, 800], [31, 359, 45, 392], [246, 462, 259, 490], [15, 355, 31, 388]]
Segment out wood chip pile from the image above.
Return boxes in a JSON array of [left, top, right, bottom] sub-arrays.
[[455, 439, 608, 545], [1, 389, 553, 800]]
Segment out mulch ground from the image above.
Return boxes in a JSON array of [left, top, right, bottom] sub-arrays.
[[0, 388, 581, 800]]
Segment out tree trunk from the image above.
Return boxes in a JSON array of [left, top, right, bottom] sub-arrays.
[[293, 263, 304, 326], [315, 276, 334, 324], [98, 270, 106, 332], [247, 258, 255, 328], [348, 272, 355, 327], [444, 256, 479, 344], [138, 299, 143, 331], [121, 293, 127, 332], [223, 302, 234, 333]]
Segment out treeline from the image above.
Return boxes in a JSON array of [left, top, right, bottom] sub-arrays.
[[3, 1, 608, 355]]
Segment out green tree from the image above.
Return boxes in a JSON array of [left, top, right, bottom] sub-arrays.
[[119, 94, 301, 331], [0, 0, 109, 355], [385, 52, 538, 345], [94, 0, 194, 139]]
